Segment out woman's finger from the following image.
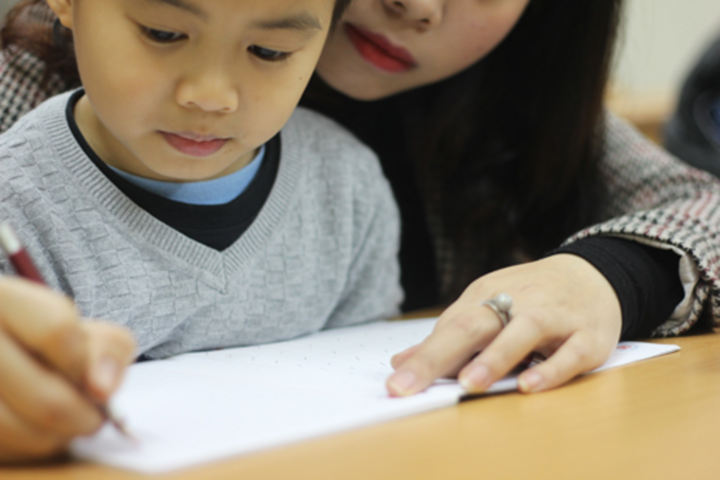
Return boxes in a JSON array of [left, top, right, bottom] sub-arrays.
[[0, 277, 87, 384], [83, 322, 136, 402], [390, 344, 421, 370], [0, 398, 68, 463], [517, 331, 608, 393], [458, 311, 545, 392], [386, 305, 503, 396], [0, 329, 103, 437]]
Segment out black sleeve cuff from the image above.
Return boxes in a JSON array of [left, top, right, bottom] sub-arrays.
[[547, 236, 684, 339]]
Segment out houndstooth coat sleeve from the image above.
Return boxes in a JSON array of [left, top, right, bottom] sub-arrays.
[[0, 4, 69, 133], [0, 47, 69, 133], [566, 113, 720, 336]]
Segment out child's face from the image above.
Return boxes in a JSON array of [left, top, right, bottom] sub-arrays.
[[50, 0, 334, 181], [316, 0, 530, 100]]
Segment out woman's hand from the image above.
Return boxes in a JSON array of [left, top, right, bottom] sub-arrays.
[[0, 277, 135, 463], [386, 254, 622, 396]]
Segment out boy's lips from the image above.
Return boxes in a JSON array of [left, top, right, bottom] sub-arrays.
[[161, 131, 229, 157], [344, 23, 416, 73]]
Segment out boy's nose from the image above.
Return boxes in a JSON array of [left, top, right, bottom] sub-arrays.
[[176, 69, 239, 114]]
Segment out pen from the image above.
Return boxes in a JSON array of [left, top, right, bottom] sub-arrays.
[[0, 222, 133, 440]]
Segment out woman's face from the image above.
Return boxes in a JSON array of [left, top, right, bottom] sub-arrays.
[[316, 0, 530, 100]]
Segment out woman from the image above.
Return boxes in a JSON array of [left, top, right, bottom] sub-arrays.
[[308, 0, 720, 397], [2, 0, 720, 397]]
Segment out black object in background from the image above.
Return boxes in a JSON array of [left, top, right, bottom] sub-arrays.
[[665, 34, 720, 176]]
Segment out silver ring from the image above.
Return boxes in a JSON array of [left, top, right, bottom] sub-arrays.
[[479, 293, 513, 328]]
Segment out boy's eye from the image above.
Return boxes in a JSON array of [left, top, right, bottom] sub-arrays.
[[248, 45, 290, 62], [141, 27, 186, 43]]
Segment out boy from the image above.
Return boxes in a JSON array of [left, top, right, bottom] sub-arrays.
[[0, 0, 401, 462]]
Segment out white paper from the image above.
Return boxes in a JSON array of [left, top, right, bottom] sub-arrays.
[[480, 340, 680, 395], [71, 318, 679, 473]]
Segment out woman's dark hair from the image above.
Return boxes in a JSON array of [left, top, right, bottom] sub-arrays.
[[1, 0, 353, 89], [436, 0, 623, 298], [304, 0, 624, 304]]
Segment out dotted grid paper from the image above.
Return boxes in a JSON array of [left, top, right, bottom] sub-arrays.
[[70, 318, 679, 473], [71, 318, 465, 473]]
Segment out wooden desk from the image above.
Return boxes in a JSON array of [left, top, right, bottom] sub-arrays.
[[3, 332, 720, 480]]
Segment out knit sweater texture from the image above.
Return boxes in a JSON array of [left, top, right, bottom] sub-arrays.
[[0, 92, 403, 358]]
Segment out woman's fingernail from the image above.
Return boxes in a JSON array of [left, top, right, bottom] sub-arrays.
[[93, 357, 120, 394], [388, 370, 418, 396], [518, 371, 543, 392], [460, 364, 490, 391]]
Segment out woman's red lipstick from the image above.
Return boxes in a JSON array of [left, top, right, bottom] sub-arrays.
[[344, 23, 416, 73]]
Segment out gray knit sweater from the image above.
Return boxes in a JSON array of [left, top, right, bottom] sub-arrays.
[[0, 92, 403, 358]]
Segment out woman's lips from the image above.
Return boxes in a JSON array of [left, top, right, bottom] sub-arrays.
[[161, 132, 228, 157], [344, 23, 416, 73]]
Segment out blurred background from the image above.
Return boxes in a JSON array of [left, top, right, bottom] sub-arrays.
[[609, 0, 720, 142], [0, 0, 11, 18], [1, 0, 720, 143]]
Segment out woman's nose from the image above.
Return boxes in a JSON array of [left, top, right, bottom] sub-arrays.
[[381, 0, 443, 29]]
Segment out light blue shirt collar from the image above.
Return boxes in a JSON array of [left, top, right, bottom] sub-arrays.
[[108, 146, 265, 205]]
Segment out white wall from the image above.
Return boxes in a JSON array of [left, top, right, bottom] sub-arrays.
[[0, 0, 15, 19], [613, 0, 720, 97]]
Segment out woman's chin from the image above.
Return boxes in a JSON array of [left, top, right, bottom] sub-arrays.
[[314, 69, 408, 102]]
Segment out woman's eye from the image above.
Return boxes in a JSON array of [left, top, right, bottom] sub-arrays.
[[141, 27, 185, 43], [248, 45, 290, 62]]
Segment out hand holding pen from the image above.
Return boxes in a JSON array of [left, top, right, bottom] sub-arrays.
[[0, 223, 136, 463]]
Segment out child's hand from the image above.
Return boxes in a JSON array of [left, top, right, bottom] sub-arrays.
[[386, 254, 622, 396], [0, 277, 135, 463]]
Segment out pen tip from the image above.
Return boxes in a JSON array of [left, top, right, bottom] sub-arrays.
[[114, 419, 139, 443], [102, 405, 138, 443]]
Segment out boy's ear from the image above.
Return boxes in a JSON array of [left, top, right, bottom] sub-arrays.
[[46, 0, 74, 29]]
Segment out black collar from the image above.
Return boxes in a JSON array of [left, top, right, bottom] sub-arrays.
[[66, 89, 281, 251]]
